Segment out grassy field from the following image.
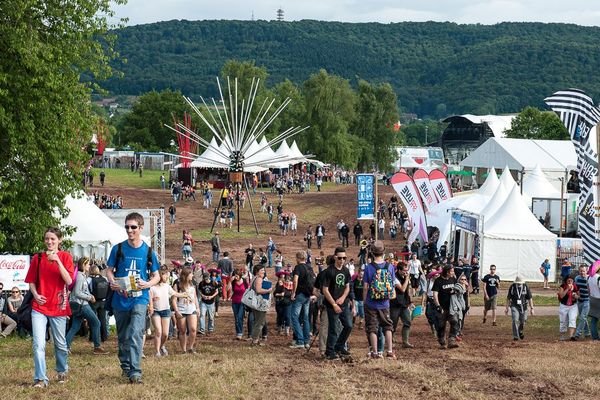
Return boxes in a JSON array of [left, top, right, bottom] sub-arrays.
[[1, 313, 597, 400], [90, 168, 164, 189], [469, 294, 558, 307]]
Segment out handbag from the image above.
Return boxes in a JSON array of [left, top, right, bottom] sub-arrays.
[[241, 278, 271, 312], [17, 252, 42, 332]]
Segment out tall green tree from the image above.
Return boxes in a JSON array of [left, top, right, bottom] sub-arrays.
[[120, 89, 190, 151], [301, 70, 356, 166], [0, 0, 124, 253], [350, 80, 399, 171], [505, 106, 569, 140], [270, 79, 306, 145]]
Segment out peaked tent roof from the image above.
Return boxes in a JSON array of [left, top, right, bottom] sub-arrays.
[[460, 137, 576, 173], [480, 181, 512, 219], [477, 169, 499, 197], [485, 185, 557, 240], [522, 164, 561, 200], [289, 140, 306, 161], [498, 166, 516, 191], [191, 137, 228, 168]]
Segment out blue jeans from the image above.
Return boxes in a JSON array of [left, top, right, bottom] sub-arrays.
[[199, 302, 215, 333], [267, 250, 273, 267], [66, 303, 101, 348], [325, 304, 353, 356], [590, 315, 599, 340], [170, 214, 175, 224], [232, 303, 245, 336], [575, 301, 590, 337], [212, 251, 220, 263], [114, 304, 147, 379], [355, 300, 364, 318], [32, 310, 68, 383], [291, 293, 311, 345]]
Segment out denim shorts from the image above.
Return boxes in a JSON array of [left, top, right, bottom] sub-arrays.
[[153, 309, 172, 318]]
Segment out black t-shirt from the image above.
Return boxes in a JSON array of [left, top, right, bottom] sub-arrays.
[[482, 274, 500, 297], [432, 275, 457, 310], [198, 281, 218, 304], [274, 283, 292, 305], [245, 248, 256, 264], [322, 265, 351, 308], [392, 274, 411, 307], [293, 263, 311, 296], [352, 276, 364, 300]]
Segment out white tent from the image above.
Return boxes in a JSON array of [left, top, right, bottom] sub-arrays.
[[289, 140, 307, 162], [481, 185, 557, 282], [460, 137, 576, 190], [269, 140, 293, 168], [190, 137, 228, 168], [477, 168, 499, 196], [522, 164, 561, 205], [63, 195, 128, 261]]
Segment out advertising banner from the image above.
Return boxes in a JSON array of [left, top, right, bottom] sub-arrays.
[[0, 254, 30, 291], [413, 169, 438, 211], [356, 174, 375, 220], [429, 169, 453, 202], [546, 89, 600, 263], [390, 172, 428, 244]]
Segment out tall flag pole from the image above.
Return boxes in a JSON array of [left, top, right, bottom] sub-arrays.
[[391, 172, 428, 245], [545, 89, 600, 263]]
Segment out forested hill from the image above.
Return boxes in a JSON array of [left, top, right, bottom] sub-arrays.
[[104, 20, 600, 117]]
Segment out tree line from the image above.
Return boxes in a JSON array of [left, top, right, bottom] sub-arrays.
[[99, 20, 600, 118]]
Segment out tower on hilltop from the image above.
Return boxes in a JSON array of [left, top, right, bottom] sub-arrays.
[[276, 8, 284, 21]]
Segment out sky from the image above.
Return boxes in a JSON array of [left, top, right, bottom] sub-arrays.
[[112, 0, 600, 27]]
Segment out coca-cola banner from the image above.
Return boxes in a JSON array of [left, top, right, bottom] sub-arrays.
[[391, 172, 428, 245], [429, 169, 453, 202], [413, 169, 438, 211], [0, 255, 30, 291]]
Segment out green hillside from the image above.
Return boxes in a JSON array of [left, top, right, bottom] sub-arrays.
[[101, 20, 600, 117]]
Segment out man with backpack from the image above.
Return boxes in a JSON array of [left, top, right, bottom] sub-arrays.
[[322, 247, 353, 360], [106, 212, 160, 384], [290, 251, 315, 349], [362, 241, 396, 359]]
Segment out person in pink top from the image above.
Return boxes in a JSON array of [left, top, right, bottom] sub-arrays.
[[229, 269, 249, 340]]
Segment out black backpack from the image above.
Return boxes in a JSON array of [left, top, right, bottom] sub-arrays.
[[91, 276, 110, 301], [304, 264, 316, 295]]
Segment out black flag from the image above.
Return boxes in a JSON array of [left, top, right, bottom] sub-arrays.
[[545, 89, 600, 264]]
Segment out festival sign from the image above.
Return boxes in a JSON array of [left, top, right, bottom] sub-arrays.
[[390, 172, 428, 244], [0, 255, 30, 290], [429, 169, 453, 202], [413, 169, 438, 211], [356, 174, 375, 219], [451, 211, 478, 233], [545, 89, 600, 263]]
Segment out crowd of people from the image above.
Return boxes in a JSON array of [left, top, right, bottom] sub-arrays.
[[5, 187, 600, 390], [91, 191, 124, 209]]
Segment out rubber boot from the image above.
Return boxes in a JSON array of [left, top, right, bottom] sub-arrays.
[[402, 327, 414, 348]]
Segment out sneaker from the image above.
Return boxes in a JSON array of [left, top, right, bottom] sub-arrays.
[[402, 342, 414, 349], [304, 344, 311, 349], [161, 346, 169, 356], [337, 349, 351, 357], [154, 352, 162, 358], [455, 335, 462, 342], [129, 376, 143, 385], [289, 342, 305, 349], [369, 352, 383, 359], [385, 351, 397, 360], [93, 347, 108, 355], [570, 336, 578, 341], [236, 335, 243, 340], [57, 373, 67, 384], [325, 353, 339, 360], [447, 341, 459, 349], [187, 348, 197, 354], [121, 370, 130, 379], [141, 353, 146, 359], [492, 321, 497, 326], [32, 380, 47, 388], [559, 335, 567, 341], [482, 317, 486, 324]]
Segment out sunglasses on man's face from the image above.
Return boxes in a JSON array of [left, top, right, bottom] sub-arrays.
[[124, 225, 139, 230], [336, 256, 347, 261], [12, 290, 20, 293]]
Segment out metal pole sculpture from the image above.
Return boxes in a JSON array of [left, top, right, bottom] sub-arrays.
[[165, 77, 310, 234]]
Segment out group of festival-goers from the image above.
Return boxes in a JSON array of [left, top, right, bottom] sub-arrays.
[[3, 195, 600, 389], [91, 191, 124, 209]]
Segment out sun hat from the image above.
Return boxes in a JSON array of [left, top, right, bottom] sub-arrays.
[[185, 256, 194, 264], [514, 276, 525, 284], [370, 240, 385, 256]]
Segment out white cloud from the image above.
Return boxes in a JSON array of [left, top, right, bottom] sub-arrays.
[[111, 0, 600, 26]]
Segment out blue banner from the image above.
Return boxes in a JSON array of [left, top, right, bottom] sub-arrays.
[[452, 211, 478, 233], [357, 174, 375, 219]]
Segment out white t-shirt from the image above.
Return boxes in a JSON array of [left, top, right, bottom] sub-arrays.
[[151, 283, 176, 311], [408, 259, 421, 276], [175, 284, 197, 314], [378, 219, 385, 229]]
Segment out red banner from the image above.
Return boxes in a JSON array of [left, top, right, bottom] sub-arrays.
[[413, 169, 438, 211], [429, 169, 453, 202], [390, 172, 428, 245]]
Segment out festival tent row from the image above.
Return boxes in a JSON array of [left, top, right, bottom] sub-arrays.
[[460, 137, 576, 191], [426, 167, 557, 282]]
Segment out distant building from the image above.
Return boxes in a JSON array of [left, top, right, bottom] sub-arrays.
[[438, 114, 515, 164]]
